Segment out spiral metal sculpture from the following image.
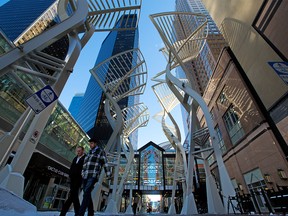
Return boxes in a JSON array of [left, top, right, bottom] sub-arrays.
[[90, 48, 148, 213], [0, 0, 143, 199], [150, 11, 238, 214], [152, 82, 188, 214]]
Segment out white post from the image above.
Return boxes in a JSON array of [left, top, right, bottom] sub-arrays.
[[105, 137, 121, 214], [0, 109, 34, 168], [168, 151, 178, 215], [125, 186, 134, 214], [203, 155, 225, 214], [181, 107, 198, 215], [0, 103, 56, 197]]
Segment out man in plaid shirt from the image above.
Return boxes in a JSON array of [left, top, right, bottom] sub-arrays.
[[77, 138, 111, 216]]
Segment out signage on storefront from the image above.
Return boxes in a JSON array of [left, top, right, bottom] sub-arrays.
[[26, 85, 58, 114], [268, 61, 288, 85], [47, 165, 69, 178]]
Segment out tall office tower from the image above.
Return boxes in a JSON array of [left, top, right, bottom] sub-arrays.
[[0, 0, 70, 63], [68, 93, 84, 119], [175, 0, 227, 95], [0, 0, 56, 42], [76, 15, 139, 149], [174, 0, 227, 137]]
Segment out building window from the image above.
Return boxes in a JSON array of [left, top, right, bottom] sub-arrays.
[[210, 107, 214, 121], [215, 126, 226, 154], [223, 105, 245, 145], [218, 92, 227, 104]]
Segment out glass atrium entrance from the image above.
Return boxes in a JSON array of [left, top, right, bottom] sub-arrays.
[[117, 141, 199, 213]]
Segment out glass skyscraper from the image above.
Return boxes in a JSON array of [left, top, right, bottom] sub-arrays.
[[76, 15, 139, 149], [0, 0, 56, 41], [0, 0, 69, 64], [175, 0, 227, 136], [68, 93, 84, 119], [175, 0, 227, 95]]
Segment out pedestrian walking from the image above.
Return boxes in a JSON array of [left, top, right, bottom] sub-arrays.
[[76, 138, 111, 216], [59, 146, 85, 216], [132, 202, 137, 215]]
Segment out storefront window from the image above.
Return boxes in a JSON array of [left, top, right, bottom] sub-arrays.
[[0, 73, 89, 161], [244, 168, 271, 213], [41, 104, 90, 161]]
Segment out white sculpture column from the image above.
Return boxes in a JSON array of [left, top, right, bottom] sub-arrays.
[[181, 108, 198, 215]]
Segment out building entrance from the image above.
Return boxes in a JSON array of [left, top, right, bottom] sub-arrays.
[[141, 194, 161, 213]]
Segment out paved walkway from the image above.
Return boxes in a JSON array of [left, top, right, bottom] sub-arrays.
[[37, 212, 272, 216]]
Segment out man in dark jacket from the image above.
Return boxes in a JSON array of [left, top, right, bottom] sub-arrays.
[[60, 146, 85, 216], [76, 138, 111, 216]]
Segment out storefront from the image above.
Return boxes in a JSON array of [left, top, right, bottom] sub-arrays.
[[23, 152, 70, 211]]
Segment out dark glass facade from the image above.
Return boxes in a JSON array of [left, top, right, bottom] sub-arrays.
[[0, 0, 55, 41], [76, 15, 139, 147]]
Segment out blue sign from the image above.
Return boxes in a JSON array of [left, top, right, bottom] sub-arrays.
[[268, 62, 288, 85], [26, 85, 58, 114]]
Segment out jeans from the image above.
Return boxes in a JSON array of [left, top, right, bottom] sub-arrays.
[[77, 177, 96, 216]]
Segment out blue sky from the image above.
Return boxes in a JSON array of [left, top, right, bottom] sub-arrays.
[[0, 0, 183, 149], [59, 0, 184, 148], [0, 0, 9, 6]]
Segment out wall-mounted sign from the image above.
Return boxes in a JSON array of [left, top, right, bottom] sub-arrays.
[[268, 62, 288, 85], [26, 85, 58, 114]]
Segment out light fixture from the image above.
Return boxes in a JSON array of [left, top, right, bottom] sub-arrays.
[[238, 183, 243, 191], [264, 174, 273, 183], [278, 169, 288, 180]]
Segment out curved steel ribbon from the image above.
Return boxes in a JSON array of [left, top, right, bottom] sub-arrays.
[[150, 11, 236, 214], [90, 48, 148, 213]]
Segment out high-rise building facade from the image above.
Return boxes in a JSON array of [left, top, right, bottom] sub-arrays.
[[175, 0, 227, 136], [197, 0, 288, 213], [76, 15, 139, 149], [68, 93, 84, 119], [175, 0, 227, 95], [0, 0, 56, 42], [201, 0, 288, 162], [0, 0, 70, 63]]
